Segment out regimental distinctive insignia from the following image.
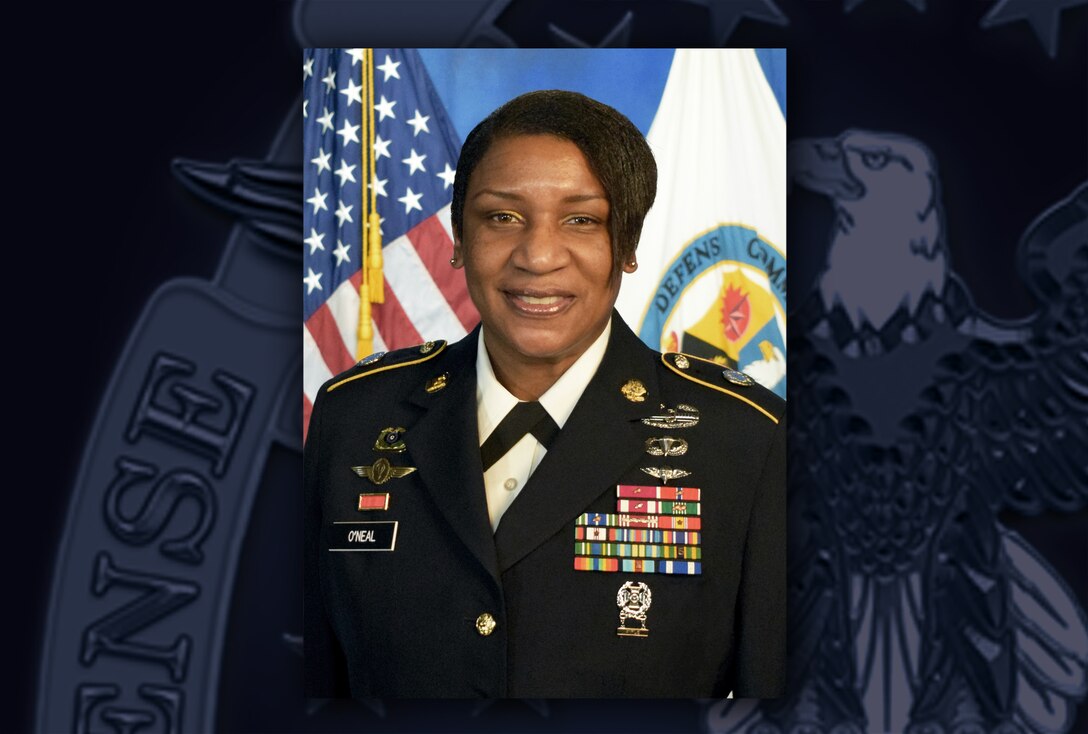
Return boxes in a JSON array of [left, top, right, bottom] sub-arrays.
[[374, 426, 407, 452], [640, 466, 692, 484], [721, 367, 755, 386], [424, 373, 448, 393], [351, 457, 417, 485], [621, 378, 647, 403], [358, 492, 390, 511], [640, 403, 700, 429], [616, 581, 652, 638], [419, 341, 436, 354], [357, 351, 386, 366], [644, 437, 688, 457], [673, 354, 690, 369]]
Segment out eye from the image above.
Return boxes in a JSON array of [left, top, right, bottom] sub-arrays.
[[488, 211, 522, 224], [860, 150, 889, 170], [566, 215, 600, 226]]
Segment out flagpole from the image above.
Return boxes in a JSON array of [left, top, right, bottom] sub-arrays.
[[356, 48, 374, 359]]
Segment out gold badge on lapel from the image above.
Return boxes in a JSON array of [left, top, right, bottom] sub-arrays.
[[352, 457, 417, 485], [425, 373, 448, 393], [617, 581, 652, 638], [621, 379, 647, 403], [374, 427, 407, 452]]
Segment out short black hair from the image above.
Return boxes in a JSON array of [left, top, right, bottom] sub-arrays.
[[451, 90, 657, 271]]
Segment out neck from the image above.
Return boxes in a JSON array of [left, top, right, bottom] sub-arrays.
[[489, 358, 568, 402], [482, 320, 609, 402]]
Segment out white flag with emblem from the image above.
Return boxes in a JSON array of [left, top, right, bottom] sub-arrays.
[[614, 49, 787, 397]]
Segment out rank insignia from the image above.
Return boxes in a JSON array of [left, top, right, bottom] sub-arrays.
[[644, 437, 688, 457], [621, 378, 647, 403], [358, 492, 390, 511], [640, 403, 699, 429], [420, 341, 436, 354], [673, 354, 690, 369], [639, 466, 692, 484], [616, 581, 652, 638], [351, 457, 417, 485], [374, 426, 407, 452], [424, 373, 448, 393], [722, 367, 755, 386]]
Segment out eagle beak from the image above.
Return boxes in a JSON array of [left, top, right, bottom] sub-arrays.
[[788, 138, 865, 201]]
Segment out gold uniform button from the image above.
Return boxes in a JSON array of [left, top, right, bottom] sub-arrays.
[[475, 613, 497, 636]]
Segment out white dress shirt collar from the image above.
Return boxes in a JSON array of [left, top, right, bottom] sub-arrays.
[[476, 319, 612, 443]]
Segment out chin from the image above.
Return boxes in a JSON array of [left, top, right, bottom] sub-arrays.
[[506, 333, 580, 363]]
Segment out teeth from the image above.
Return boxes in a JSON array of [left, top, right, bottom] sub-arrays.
[[518, 295, 560, 305]]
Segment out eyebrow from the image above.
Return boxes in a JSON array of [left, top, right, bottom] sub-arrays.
[[472, 189, 607, 204]]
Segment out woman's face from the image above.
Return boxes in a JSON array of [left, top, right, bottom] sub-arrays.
[[455, 134, 634, 369]]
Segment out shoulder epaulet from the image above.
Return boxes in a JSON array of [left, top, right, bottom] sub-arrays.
[[326, 340, 447, 393], [660, 352, 781, 424]]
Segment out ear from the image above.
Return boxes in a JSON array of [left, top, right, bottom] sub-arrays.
[[450, 241, 464, 269], [622, 259, 638, 274]]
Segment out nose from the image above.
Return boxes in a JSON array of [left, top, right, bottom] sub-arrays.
[[510, 220, 569, 274]]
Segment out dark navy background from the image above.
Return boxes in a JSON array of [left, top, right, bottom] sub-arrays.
[[18, 1, 1085, 732]]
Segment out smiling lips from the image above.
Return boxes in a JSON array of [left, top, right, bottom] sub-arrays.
[[504, 289, 575, 316]]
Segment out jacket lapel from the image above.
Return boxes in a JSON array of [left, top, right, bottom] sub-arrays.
[[405, 327, 500, 585], [493, 314, 659, 573]]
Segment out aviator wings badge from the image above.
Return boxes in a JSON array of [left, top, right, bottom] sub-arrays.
[[352, 457, 417, 486]]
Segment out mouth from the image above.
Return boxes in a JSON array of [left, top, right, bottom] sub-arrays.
[[503, 289, 575, 316]]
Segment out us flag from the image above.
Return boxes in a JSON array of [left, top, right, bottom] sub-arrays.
[[302, 48, 478, 437]]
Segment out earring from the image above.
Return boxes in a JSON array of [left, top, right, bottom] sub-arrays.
[[450, 258, 456, 265]]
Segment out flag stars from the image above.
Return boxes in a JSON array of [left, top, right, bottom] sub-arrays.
[[311, 148, 332, 175], [304, 267, 323, 294], [437, 163, 456, 189], [377, 54, 401, 81], [337, 119, 360, 146], [340, 77, 363, 107], [347, 48, 365, 66], [304, 228, 326, 254], [335, 200, 354, 226], [373, 134, 391, 159], [303, 57, 314, 79], [407, 109, 430, 136], [307, 188, 328, 214], [335, 160, 357, 186], [316, 107, 335, 133], [402, 148, 427, 175], [333, 239, 351, 267], [369, 174, 388, 198], [321, 68, 336, 91], [398, 187, 423, 214], [374, 95, 397, 121]]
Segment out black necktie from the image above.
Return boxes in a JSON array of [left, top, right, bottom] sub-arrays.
[[480, 401, 560, 472]]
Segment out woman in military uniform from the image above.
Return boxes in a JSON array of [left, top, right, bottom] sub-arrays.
[[305, 90, 785, 698]]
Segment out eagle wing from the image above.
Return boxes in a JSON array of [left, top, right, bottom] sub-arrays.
[[923, 182, 1088, 516]]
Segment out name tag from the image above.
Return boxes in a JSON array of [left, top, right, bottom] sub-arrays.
[[329, 521, 399, 551]]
